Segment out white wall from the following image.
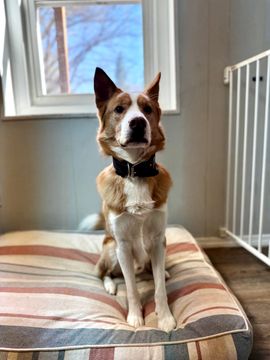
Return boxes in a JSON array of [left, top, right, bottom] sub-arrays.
[[0, 0, 230, 236]]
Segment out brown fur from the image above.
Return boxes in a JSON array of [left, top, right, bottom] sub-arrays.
[[96, 92, 165, 161], [95, 235, 119, 278], [97, 164, 126, 214], [96, 92, 131, 156], [147, 164, 173, 208]]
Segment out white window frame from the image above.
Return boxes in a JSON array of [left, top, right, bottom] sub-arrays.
[[1, 0, 179, 118]]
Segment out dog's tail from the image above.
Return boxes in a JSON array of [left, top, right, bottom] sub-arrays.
[[78, 212, 105, 232]]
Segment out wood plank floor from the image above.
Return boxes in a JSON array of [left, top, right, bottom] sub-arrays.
[[204, 247, 270, 360]]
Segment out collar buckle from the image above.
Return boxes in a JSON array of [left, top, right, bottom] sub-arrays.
[[128, 163, 136, 177]]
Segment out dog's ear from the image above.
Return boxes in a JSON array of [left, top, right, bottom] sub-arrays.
[[144, 72, 161, 102], [94, 68, 119, 108]]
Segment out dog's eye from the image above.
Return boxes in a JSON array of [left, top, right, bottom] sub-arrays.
[[114, 105, 124, 114], [143, 105, 152, 114]]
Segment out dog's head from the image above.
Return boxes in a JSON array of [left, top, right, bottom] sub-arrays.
[[93, 68, 165, 163]]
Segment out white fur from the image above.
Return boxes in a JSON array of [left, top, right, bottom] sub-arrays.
[[103, 276, 117, 295], [118, 95, 151, 148], [78, 213, 100, 232], [124, 177, 154, 215], [111, 146, 145, 164], [107, 195, 176, 331]]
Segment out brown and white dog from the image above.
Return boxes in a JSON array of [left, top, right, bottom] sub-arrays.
[[91, 68, 176, 332]]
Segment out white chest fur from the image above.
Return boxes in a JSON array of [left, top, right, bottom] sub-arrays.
[[108, 178, 167, 274], [124, 177, 154, 215]]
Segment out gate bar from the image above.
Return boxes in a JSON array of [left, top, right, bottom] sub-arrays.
[[226, 230, 270, 266], [224, 49, 270, 267], [240, 64, 250, 239], [225, 69, 233, 230], [230, 49, 270, 71], [258, 55, 270, 252], [232, 68, 241, 234], [248, 60, 260, 245]]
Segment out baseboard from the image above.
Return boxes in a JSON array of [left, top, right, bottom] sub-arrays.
[[196, 236, 239, 248]]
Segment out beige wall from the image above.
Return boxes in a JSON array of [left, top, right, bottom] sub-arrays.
[[0, 0, 230, 236]]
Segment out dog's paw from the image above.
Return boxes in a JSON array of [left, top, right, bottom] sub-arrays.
[[158, 313, 176, 332], [127, 311, 144, 328], [103, 276, 117, 295]]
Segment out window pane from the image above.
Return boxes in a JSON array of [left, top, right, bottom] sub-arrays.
[[37, 2, 144, 95]]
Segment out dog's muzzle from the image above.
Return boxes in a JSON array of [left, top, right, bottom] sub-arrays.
[[126, 117, 148, 144]]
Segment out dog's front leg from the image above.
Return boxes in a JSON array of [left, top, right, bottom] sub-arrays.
[[145, 209, 176, 331], [145, 208, 176, 332], [109, 212, 144, 327], [116, 241, 144, 327], [151, 237, 176, 332]]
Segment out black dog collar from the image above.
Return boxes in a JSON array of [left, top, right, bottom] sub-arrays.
[[112, 155, 159, 178]]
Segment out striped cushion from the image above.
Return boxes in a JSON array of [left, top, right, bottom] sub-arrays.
[[0, 226, 252, 359]]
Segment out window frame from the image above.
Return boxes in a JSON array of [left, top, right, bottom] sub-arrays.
[[2, 0, 179, 118]]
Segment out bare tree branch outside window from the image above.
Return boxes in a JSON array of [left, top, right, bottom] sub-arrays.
[[37, 3, 144, 95]]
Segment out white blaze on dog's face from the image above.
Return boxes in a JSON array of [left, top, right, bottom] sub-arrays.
[[93, 68, 165, 163], [116, 93, 151, 149]]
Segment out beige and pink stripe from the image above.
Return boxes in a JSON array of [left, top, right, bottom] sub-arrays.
[[0, 227, 252, 359]]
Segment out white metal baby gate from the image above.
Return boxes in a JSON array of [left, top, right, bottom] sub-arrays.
[[224, 49, 270, 266]]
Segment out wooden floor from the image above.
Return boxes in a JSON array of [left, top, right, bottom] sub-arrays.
[[204, 247, 270, 360]]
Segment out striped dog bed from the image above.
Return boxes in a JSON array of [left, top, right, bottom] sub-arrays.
[[0, 226, 252, 359]]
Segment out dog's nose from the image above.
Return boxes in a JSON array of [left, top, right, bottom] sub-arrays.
[[129, 117, 146, 131]]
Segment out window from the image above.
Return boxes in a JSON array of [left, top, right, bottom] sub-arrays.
[[1, 0, 178, 117], [37, 3, 144, 95]]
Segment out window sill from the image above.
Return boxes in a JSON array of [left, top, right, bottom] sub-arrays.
[[1, 109, 180, 122], [0, 112, 98, 122]]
